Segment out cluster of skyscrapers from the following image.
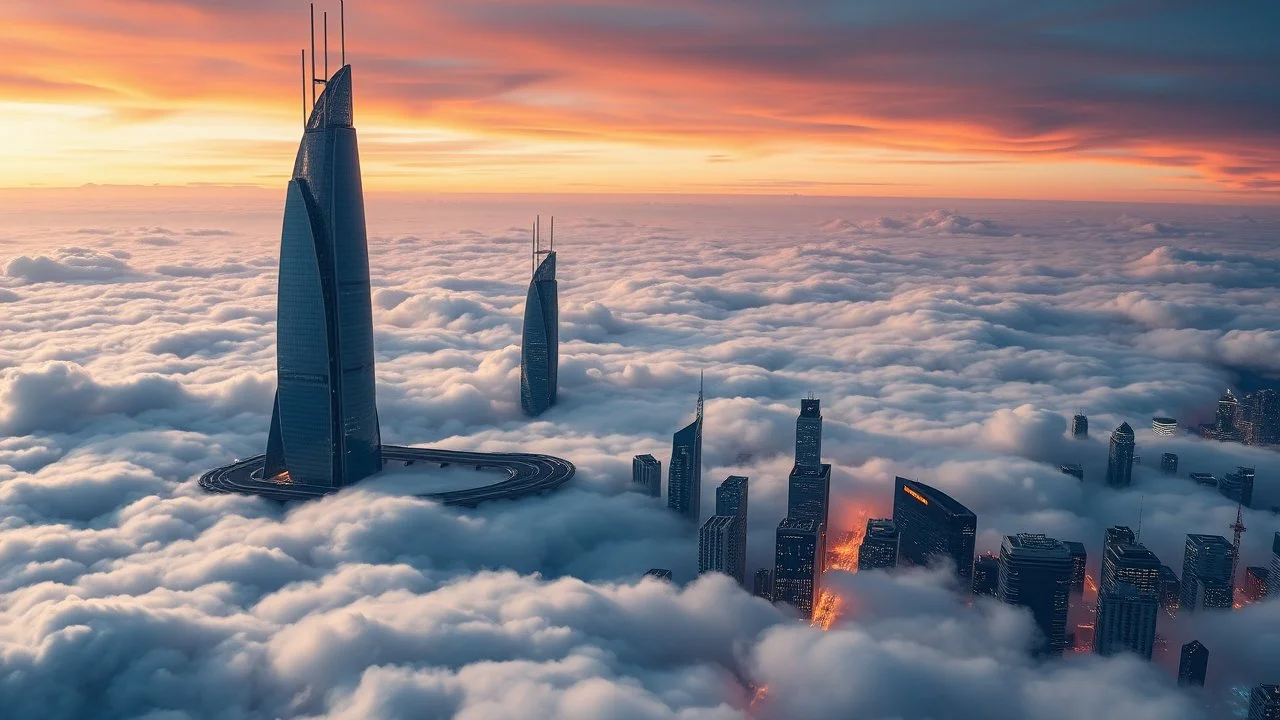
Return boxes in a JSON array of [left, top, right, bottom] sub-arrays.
[[1066, 412, 1266, 512], [1201, 388, 1280, 446], [644, 391, 1279, 680]]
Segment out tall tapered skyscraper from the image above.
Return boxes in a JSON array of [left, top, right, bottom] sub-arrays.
[[1105, 422, 1135, 488], [520, 220, 558, 416], [668, 375, 704, 521], [893, 477, 977, 582], [264, 60, 382, 488]]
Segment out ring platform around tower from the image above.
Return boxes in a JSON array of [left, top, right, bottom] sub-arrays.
[[200, 445, 575, 507]]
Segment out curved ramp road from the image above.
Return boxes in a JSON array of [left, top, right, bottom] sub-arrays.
[[200, 445, 576, 507]]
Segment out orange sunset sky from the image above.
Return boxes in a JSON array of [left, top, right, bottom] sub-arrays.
[[5, 0, 1279, 203]]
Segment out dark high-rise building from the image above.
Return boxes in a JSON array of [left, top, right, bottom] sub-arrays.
[[1160, 453, 1179, 476], [858, 519, 899, 571], [264, 63, 383, 489], [972, 553, 999, 596], [1105, 422, 1136, 488], [1101, 542, 1161, 598], [795, 397, 822, 468], [1158, 565, 1181, 615], [1180, 534, 1235, 611], [1071, 413, 1089, 439], [753, 568, 774, 601], [519, 225, 558, 416], [893, 477, 977, 582], [1248, 389, 1280, 445], [1249, 685, 1280, 720], [1064, 541, 1087, 595], [1270, 532, 1280, 599], [631, 454, 661, 497], [1177, 640, 1208, 687], [1100, 526, 1135, 592], [667, 379, 704, 521], [787, 463, 832, 533], [1244, 566, 1270, 603], [698, 515, 741, 581], [1220, 466, 1256, 508], [1190, 472, 1217, 487], [715, 476, 749, 585], [998, 533, 1073, 656], [1152, 417, 1177, 436], [644, 568, 673, 581], [1060, 463, 1084, 481], [774, 517, 824, 618], [1217, 390, 1240, 436], [1094, 582, 1158, 659]]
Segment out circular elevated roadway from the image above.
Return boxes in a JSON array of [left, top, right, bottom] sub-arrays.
[[199, 445, 575, 507]]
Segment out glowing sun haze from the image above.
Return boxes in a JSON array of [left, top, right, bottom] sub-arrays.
[[5, 0, 1279, 202]]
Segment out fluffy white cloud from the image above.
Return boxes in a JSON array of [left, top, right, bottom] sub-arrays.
[[0, 195, 1278, 718]]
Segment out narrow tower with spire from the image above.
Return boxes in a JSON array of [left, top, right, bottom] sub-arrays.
[[668, 373, 706, 521]]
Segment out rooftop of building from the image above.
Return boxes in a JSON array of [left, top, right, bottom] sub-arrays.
[[895, 477, 976, 518], [778, 516, 821, 533], [1003, 533, 1069, 554]]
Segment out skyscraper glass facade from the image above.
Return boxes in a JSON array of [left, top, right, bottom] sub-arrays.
[[265, 64, 382, 488], [892, 477, 977, 582], [1180, 534, 1235, 611], [858, 519, 899, 571], [632, 454, 662, 497], [520, 252, 558, 416], [998, 533, 1073, 656], [667, 387, 704, 521], [1105, 422, 1135, 488], [795, 398, 822, 467], [774, 516, 823, 618]]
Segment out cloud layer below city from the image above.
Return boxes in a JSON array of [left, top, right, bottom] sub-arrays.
[[1, 192, 1278, 718]]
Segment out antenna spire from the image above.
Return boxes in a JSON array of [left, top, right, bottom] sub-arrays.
[[340, 0, 346, 66], [309, 4, 316, 107], [550, 216, 554, 252], [1229, 503, 1247, 592], [300, 49, 307, 124], [696, 371, 704, 421], [324, 11, 329, 82], [1136, 495, 1144, 542]]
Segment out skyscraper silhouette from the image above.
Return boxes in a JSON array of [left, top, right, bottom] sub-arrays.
[[520, 220, 558, 416], [265, 60, 382, 488], [667, 376, 704, 521], [1105, 422, 1135, 488], [715, 475, 749, 585], [998, 533, 1073, 657], [892, 477, 977, 582], [795, 397, 822, 467], [1177, 640, 1208, 687]]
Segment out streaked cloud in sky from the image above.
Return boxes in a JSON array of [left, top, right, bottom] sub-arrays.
[[4, 1, 1279, 201]]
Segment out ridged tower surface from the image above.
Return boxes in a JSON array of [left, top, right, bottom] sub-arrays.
[[265, 65, 382, 487], [520, 252, 559, 416]]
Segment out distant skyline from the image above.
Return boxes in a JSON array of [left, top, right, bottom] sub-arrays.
[[5, 1, 1279, 203]]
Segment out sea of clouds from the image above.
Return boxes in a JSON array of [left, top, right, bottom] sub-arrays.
[[0, 191, 1278, 719]]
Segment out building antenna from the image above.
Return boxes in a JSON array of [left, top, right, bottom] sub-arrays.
[[340, 0, 346, 66], [324, 11, 329, 82], [300, 49, 307, 124], [550, 216, 554, 252], [1229, 502, 1247, 590], [697, 370, 704, 421], [1136, 494, 1144, 542], [309, 4, 316, 108]]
